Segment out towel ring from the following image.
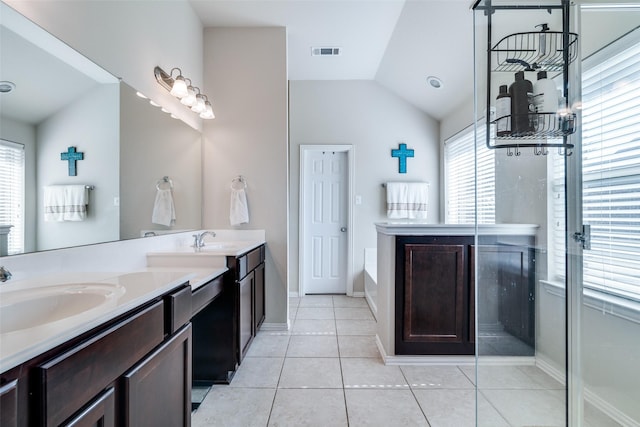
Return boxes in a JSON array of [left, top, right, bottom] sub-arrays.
[[231, 175, 247, 190], [156, 176, 173, 190]]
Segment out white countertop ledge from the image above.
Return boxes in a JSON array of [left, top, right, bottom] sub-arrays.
[[375, 223, 539, 236], [0, 267, 226, 373]]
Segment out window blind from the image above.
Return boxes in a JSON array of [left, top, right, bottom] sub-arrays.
[[552, 28, 640, 300], [445, 124, 495, 224], [0, 139, 25, 255]]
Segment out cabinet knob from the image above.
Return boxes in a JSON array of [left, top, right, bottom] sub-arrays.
[[340, 227, 347, 232]]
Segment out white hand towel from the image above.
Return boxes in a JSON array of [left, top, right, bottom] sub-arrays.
[[44, 185, 88, 222], [63, 185, 89, 221], [230, 188, 249, 226], [152, 188, 176, 227], [386, 182, 428, 219], [44, 186, 66, 222]]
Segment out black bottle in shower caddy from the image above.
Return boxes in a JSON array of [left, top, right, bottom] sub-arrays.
[[509, 71, 535, 135]]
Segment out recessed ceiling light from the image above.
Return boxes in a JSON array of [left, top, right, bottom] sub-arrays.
[[149, 100, 161, 107], [136, 91, 148, 99], [427, 76, 443, 89], [0, 81, 16, 93]]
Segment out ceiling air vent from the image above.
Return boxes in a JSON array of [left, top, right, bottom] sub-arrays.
[[311, 47, 341, 56]]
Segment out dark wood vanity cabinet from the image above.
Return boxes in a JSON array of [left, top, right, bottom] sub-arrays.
[[228, 245, 266, 362], [0, 380, 18, 427], [0, 283, 192, 427], [191, 244, 265, 385], [395, 235, 534, 355]]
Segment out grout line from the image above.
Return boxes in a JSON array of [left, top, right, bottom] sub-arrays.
[[400, 366, 433, 427]]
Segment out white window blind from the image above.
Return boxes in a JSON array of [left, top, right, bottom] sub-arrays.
[[445, 124, 495, 224], [0, 139, 25, 255], [552, 28, 640, 300]]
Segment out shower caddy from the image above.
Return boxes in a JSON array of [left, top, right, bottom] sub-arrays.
[[474, 0, 578, 156]]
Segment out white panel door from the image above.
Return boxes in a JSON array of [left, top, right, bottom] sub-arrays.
[[303, 150, 347, 294]]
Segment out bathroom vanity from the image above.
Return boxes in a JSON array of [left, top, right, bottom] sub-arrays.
[[375, 223, 537, 360], [0, 273, 197, 427]]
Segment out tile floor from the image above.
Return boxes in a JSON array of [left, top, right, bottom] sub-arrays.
[[192, 295, 621, 427]]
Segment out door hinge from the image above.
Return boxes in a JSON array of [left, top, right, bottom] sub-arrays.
[[572, 224, 591, 250]]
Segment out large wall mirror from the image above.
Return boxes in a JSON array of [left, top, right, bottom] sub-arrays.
[[0, 2, 202, 256]]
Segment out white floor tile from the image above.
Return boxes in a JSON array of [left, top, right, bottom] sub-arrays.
[[295, 307, 335, 320], [292, 319, 336, 335], [228, 357, 284, 388], [345, 389, 429, 427], [482, 388, 566, 426], [279, 357, 343, 389], [192, 387, 275, 427], [246, 333, 291, 358], [461, 364, 548, 389], [336, 319, 376, 336], [298, 295, 334, 307], [333, 295, 369, 308], [341, 357, 407, 388], [334, 307, 374, 320], [337, 335, 380, 358], [268, 388, 348, 427], [401, 365, 474, 389], [414, 389, 509, 427], [286, 335, 339, 358]]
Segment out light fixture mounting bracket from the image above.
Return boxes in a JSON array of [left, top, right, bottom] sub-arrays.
[[154, 66, 174, 92]]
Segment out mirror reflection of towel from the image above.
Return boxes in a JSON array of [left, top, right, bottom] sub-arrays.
[[152, 188, 176, 226], [44, 185, 88, 222], [230, 188, 249, 226]]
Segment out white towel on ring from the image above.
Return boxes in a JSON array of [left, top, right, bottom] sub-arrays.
[[152, 188, 176, 226], [230, 188, 249, 226]]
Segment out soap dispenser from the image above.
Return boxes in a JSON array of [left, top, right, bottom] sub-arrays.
[[509, 71, 534, 135]]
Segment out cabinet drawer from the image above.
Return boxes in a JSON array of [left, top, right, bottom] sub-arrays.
[[165, 284, 192, 334], [37, 301, 165, 427], [191, 275, 224, 316], [0, 380, 18, 427], [237, 246, 264, 279]]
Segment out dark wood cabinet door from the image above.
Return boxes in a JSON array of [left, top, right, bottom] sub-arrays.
[[0, 380, 18, 427], [472, 244, 534, 347], [395, 241, 473, 355], [239, 272, 254, 361], [254, 263, 265, 331], [123, 324, 192, 427], [64, 387, 115, 427]]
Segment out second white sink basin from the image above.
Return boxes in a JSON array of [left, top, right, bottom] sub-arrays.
[[0, 283, 125, 334]]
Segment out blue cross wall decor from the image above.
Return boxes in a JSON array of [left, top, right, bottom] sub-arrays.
[[61, 146, 84, 176], [391, 143, 414, 174]]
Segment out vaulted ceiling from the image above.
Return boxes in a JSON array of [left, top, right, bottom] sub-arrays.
[[189, 0, 474, 121]]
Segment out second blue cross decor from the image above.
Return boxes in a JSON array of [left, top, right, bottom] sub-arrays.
[[391, 143, 414, 174]]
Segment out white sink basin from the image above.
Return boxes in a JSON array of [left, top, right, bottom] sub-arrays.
[[0, 283, 125, 334]]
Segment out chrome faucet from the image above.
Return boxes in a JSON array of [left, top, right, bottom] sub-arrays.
[[0, 266, 12, 282], [192, 231, 217, 250]]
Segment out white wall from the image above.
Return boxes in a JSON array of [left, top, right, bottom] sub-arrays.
[[202, 27, 289, 326], [36, 84, 120, 251], [0, 117, 37, 252], [4, 0, 203, 131], [290, 80, 440, 295], [119, 83, 202, 239]]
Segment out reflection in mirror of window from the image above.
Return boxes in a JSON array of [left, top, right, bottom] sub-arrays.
[[0, 139, 25, 255]]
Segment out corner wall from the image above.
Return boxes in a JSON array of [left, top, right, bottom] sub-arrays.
[[289, 80, 440, 296], [202, 27, 289, 326]]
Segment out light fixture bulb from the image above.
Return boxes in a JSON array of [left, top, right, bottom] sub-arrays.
[[191, 94, 206, 113], [170, 75, 189, 98], [200, 101, 215, 119], [181, 86, 197, 107]]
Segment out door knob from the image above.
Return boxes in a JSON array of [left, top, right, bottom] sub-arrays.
[[340, 227, 347, 232]]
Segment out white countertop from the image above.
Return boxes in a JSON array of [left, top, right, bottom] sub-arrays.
[[0, 266, 227, 373], [375, 222, 539, 236], [146, 239, 265, 258]]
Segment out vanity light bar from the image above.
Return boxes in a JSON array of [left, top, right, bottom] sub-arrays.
[[154, 66, 215, 120]]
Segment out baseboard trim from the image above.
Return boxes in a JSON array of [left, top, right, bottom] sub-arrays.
[[259, 322, 289, 331], [351, 291, 365, 298], [289, 292, 299, 298]]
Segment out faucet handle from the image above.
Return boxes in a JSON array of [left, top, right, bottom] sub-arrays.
[[0, 266, 12, 282]]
